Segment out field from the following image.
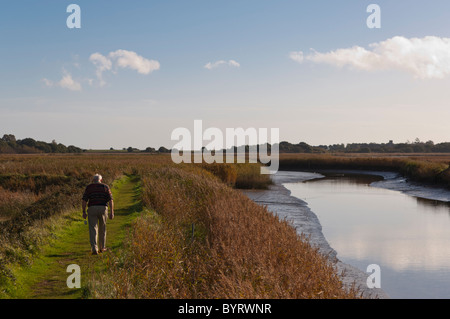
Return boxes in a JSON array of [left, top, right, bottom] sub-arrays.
[[0, 153, 359, 299]]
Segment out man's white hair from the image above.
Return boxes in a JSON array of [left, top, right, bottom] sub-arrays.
[[93, 174, 102, 183]]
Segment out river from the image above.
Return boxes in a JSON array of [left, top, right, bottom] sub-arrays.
[[243, 170, 450, 299]]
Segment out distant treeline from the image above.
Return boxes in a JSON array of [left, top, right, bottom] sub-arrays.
[[222, 139, 450, 154], [0, 134, 82, 154], [4, 132, 450, 155], [124, 146, 171, 153], [277, 139, 450, 153], [0, 133, 173, 155]]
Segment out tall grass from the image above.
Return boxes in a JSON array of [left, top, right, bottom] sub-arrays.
[[199, 162, 272, 189], [92, 165, 359, 299], [0, 187, 38, 222]]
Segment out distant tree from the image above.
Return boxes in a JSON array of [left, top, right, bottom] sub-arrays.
[[50, 140, 58, 153], [67, 145, 82, 153], [18, 138, 37, 148], [0, 139, 14, 153], [2, 134, 16, 144], [158, 146, 170, 153], [127, 147, 134, 153], [434, 143, 450, 152], [298, 142, 312, 153], [55, 143, 68, 153], [328, 144, 345, 152], [360, 147, 371, 153], [35, 141, 52, 153], [145, 147, 156, 153], [412, 144, 425, 153]]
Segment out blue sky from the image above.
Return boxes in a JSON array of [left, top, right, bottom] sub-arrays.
[[1, 1, 450, 149]]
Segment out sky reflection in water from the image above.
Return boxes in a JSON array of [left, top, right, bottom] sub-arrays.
[[285, 175, 450, 299]]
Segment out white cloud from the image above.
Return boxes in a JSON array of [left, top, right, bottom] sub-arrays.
[[204, 59, 241, 70], [58, 72, 82, 91], [89, 50, 160, 86], [108, 49, 160, 74], [227, 59, 240, 68], [289, 51, 304, 63], [89, 52, 113, 86], [42, 78, 54, 87], [41, 71, 82, 91], [291, 36, 450, 79]]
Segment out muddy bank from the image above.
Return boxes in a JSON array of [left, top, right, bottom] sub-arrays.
[[241, 171, 389, 299], [371, 173, 450, 202]]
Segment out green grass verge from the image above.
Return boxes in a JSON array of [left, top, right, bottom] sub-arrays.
[[2, 174, 143, 299]]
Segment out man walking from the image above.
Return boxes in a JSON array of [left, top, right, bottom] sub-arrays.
[[82, 174, 114, 255]]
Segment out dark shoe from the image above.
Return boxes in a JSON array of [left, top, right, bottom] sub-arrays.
[[99, 248, 108, 253], [92, 250, 99, 255]]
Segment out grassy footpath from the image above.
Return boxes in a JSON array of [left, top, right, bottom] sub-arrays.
[[6, 174, 143, 299]]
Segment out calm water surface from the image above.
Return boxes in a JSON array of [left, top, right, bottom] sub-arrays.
[[284, 174, 450, 299]]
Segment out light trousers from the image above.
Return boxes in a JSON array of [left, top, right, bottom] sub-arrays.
[[87, 205, 108, 252]]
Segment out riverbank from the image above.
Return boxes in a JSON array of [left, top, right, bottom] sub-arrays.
[[242, 171, 390, 299]]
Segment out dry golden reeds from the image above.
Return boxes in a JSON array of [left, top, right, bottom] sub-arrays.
[[94, 164, 359, 299]]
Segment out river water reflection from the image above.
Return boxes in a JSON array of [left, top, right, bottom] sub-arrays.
[[284, 173, 450, 299]]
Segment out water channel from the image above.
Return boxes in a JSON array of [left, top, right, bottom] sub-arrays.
[[283, 171, 450, 299]]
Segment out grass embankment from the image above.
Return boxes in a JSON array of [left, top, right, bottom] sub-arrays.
[[1, 174, 142, 298], [279, 153, 450, 187]]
